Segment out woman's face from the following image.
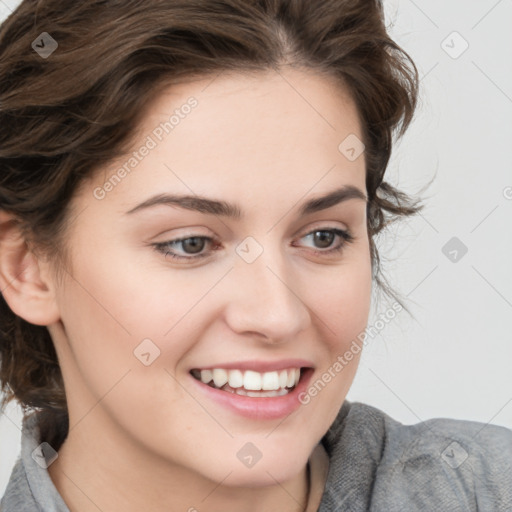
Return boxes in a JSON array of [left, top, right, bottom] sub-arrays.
[[47, 68, 372, 487]]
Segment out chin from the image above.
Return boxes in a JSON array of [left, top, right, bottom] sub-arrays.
[[209, 442, 311, 488], [224, 461, 306, 489]]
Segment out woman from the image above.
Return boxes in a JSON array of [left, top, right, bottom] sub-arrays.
[[0, 1, 510, 511]]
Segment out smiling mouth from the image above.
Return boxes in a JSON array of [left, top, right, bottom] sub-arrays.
[[190, 367, 303, 397]]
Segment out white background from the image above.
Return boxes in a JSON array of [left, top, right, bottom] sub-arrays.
[[1, 0, 511, 497]]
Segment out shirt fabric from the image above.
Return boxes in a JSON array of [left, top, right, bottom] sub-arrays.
[[1, 400, 511, 511]]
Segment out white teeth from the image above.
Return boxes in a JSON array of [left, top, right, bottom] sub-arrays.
[[286, 370, 295, 388], [261, 371, 280, 390], [243, 370, 262, 390], [228, 369, 244, 388], [212, 369, 228, 388], [193, 367, 303, 393], [200, 369, 213, 384]]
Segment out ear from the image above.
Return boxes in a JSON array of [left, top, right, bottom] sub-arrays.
[[0, 210, 61, 326]]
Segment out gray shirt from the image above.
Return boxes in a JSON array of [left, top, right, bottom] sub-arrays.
[[2, 400, 511, 511]]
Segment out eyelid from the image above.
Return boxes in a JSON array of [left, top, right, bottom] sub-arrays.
[[294, 220, 350, 238]]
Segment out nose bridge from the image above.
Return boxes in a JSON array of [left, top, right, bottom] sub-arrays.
[[224, 238, 310, 341]]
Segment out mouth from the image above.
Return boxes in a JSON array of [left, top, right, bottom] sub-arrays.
[[190, 367, 304, 398]]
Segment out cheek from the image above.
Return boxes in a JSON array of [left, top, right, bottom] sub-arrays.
[[61, 238, 218, 347], [56, 244, 212, 413], [56, 246, 221, 464], [331, 255, 373, 373], [315, 248, 373, 347], [297, 250, 372, 423]]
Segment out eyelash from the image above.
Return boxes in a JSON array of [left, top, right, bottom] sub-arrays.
[[151, 228, 354, 262]]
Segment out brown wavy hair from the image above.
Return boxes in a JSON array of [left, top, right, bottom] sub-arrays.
[[0, 0, 423, 445]]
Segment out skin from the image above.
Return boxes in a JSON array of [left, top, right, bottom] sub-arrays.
[[0, 67, 372, 512]]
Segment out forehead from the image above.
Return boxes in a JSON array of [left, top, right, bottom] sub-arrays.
[[84, 68, 366, 217], [140, 68, 362, 141]]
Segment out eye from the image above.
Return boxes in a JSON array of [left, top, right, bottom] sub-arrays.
[[151, 227, 354, 262], [293, 228, 354, 257], [152, 236, 218, 261]]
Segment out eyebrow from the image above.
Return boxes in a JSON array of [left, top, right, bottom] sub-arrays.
[[124, 185, 367, 218]]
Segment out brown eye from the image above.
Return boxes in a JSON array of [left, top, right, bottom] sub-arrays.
[[311, 230, 336, 249], [295, 228, 354, 257], [180, 237, 207, 254], [152, 236, 218, 261]]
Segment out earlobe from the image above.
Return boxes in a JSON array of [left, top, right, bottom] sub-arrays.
[[0, 210, 61, 326]]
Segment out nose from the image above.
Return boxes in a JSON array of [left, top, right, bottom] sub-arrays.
[[223, 244, 311, 343]]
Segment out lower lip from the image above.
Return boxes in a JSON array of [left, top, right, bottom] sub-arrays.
[[189, 368, 314, 420]]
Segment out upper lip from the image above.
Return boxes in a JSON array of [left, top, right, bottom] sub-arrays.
[[190, 359, 314, 373]]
